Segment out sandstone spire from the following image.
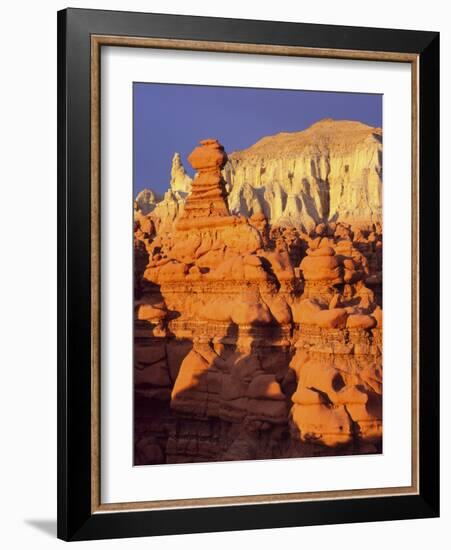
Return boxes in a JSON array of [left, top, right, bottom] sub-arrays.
[[170, 152, 192, 194], [177, 139, 230, 226]]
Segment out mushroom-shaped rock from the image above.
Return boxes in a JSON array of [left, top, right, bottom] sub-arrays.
[[300, 247, 341, 283], [188, 139, 228, 172], [248, 374, 285, 400], [177, 139, 230, 223], [291, 299, 322, 324]]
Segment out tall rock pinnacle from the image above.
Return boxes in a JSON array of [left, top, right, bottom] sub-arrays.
[[177, 139, 230, 224], [170, 152, 192, 194]]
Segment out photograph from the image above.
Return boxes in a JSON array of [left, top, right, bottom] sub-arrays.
[[133, 83, 384, 466], [53, 5, 439, 542]]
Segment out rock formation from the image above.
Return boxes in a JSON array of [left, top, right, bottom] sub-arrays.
[[146, 153, 192, 232], [170, 152, 192, 194], [134, 135, 383, 465], [140, 119, 382, 233], [225, 119, 382, 230], [177, 139, 230, 224], [135, 188, 160, 215]]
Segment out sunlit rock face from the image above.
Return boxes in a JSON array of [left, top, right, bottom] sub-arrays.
[[144, 153, 193, 232], [170, 152, 192, 194], [134, 135, 383, 466], [143, 120, 382, 233], [224, 119, 382, 230]]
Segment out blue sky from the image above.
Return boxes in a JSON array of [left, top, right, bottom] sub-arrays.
[[134, 83, 382, 195]]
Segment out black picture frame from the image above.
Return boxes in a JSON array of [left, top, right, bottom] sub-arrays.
[[57, 7, 439, 541]]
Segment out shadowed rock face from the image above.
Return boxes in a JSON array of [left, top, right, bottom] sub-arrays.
[[134, 136, 383, 466]]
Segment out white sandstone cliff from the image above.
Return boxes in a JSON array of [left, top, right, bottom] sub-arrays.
[[170, 152, 192, 194], [224, 119, 382, 230], [148, 153, 192, 231]]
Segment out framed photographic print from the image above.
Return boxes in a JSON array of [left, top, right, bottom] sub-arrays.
[[57, 8, 440, 541]]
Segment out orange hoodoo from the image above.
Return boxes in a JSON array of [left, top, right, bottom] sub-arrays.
[[177, 139, 230, 226], [188, 138, 228, 172]]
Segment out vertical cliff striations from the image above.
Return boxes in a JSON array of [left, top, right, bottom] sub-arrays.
[[224, 119, 382, 230]]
